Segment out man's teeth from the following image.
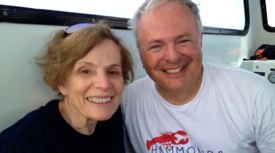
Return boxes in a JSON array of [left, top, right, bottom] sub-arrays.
[[165, 67, 183, 73], [87, 97, 111, 103]]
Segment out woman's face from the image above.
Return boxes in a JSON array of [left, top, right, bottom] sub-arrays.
[[58, 39, 124, 121]]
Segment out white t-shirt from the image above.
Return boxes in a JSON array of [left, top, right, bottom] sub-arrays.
[[121, 62, 275, 153]]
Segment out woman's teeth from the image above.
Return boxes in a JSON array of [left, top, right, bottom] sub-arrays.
[[165, 66, 183, 73], [87, 97, 111, 103]]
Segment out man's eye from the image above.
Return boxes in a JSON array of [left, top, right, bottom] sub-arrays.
[[152, 45, 161, 49], [179, 40, 190, 44]]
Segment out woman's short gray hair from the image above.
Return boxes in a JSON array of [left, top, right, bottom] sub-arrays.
[[129, 0, 202, 49]]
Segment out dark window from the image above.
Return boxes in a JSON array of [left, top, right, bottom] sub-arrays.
[[0, 0, 249, 35], [260, 0, 275, 32]]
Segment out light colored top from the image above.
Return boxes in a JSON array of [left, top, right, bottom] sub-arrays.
[[121, 62, 275, 153]]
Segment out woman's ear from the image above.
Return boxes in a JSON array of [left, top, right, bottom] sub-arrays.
[[58, 84, 68, 96]]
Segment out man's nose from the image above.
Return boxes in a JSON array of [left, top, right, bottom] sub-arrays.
[[163, 45, 180, 63]]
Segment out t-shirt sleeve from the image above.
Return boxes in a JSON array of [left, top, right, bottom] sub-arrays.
[[253, 80, 275, 152], [0, 139, 31, 153]]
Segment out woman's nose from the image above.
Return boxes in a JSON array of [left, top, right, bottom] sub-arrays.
[[93, 73, 111, 90]]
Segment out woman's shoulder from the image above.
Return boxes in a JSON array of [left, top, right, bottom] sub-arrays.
[[0, 100, 61, 152], [0, 100, 60, 142], [0, 108, 42, 152]]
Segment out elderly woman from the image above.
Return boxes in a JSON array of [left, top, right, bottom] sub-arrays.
[[0, 23, 134, 152]]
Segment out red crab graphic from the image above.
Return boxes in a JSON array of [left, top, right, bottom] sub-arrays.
[[146, 130, 189, 150]]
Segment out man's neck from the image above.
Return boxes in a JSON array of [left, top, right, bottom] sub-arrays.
[[155, 68, 203, 106]]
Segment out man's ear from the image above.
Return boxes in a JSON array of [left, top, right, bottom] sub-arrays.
[[200, 32, 203, 47], [58, 84, 68, 96], [138, 49, 145, 68]]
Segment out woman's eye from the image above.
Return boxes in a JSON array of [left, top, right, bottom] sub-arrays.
[[109, 71, 118, 75], [81, 70, 90, 74]]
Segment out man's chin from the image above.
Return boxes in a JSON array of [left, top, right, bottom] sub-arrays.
[[155, 82, 187, 93]]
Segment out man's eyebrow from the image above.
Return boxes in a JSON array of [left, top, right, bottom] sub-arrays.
[[147, 39, 163, 45], [147, 33, 192, 45], [176, 33, 191, 39]]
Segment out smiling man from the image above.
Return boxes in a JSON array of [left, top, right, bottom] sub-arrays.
[[138, 0, 203, 106], [121, 0, 275, 152]]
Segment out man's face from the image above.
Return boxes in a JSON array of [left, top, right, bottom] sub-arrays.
[[139, 1, 203, 94]]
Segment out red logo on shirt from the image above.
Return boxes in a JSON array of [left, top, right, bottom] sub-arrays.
[[146, 130, 189, 150]]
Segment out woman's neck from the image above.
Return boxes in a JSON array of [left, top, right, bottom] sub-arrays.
[[58, 99, 97, 135]]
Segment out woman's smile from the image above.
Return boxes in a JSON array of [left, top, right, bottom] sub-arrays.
[[87, 97, 112, 103]]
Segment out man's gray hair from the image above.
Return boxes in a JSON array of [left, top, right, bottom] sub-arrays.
[[129, 0, 202, 49]]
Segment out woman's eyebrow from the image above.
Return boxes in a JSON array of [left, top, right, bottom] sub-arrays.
[[76, 61, 122, 68], [108, 64, 122, 69], [75, 61, 94, 66]]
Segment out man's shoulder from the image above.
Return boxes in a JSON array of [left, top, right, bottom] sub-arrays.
[[204, 62, 246, 72], [204, 62, 265, 80], [203, 62, 268, 90]]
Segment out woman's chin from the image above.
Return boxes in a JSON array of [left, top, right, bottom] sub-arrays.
[[92, 112, 115, 121]]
